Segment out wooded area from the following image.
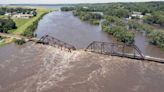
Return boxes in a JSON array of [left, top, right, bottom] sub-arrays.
[[61, 2, 164, 49]]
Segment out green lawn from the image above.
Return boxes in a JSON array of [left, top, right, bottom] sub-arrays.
[[0, 7, 52, 47], [8, 19, 29, 33], [8, 8, 52, 35], [14, 19, 29, 28]]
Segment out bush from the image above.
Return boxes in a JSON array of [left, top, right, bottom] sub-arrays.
[[148, 31, 164, 49], [102, 23, 135, 45], [61, 7, 75, 11], [73, 10, 102, 25], [14, 39, 26, 45], [0, 18, 17, 33]]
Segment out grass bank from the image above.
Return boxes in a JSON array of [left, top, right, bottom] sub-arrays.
[[0, 7, 53, 47], [9, 8, 52, 35]]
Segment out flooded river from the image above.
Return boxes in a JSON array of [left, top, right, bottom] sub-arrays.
[[0, 6, 164, 92], [35, 11, 164, 58], [35, 11, 113, 49], [0, 43, 164, 92]]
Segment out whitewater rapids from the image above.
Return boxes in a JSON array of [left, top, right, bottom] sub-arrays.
[[0, 42, 164, 92]]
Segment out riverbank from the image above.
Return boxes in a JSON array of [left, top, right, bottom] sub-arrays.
[[35, 11, 164, 58], [9, 8, 52, 35], [0, 42, 164, 92], [0, 7, 52, 46]]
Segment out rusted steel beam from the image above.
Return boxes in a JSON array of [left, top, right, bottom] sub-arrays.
[[86, 41, 145, 60], [38, 35, 76, 51]]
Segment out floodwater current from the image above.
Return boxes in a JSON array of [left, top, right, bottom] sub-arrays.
[[0, 42, 164, 92], [0, 6, 164, 92], [35, 11, 164, 58]]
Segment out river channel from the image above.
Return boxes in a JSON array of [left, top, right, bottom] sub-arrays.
[[35, 10, 164, 58], [0, 6, 164, 92]]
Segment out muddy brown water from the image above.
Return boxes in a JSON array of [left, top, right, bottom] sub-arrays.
[[0, 6, 164, 92], [0, 43, 164, 92], [35, 11, 164, 58]]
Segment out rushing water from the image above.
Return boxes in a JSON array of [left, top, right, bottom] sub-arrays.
[[0, 42, 164, 92], [0, 6, 164, 92], [35, 11, 164, 58]]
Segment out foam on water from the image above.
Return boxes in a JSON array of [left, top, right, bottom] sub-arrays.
[[0, 43, 164, 92]]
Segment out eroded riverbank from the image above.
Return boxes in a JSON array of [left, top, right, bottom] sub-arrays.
[[0, 43, 164, 92]]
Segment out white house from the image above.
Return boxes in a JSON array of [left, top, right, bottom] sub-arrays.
[[131, 11, 143, 19], [91, 12, 104, 16], [145, 13, 151, 16], [83, 6, 89, 9], [12, 14, 33, 19]]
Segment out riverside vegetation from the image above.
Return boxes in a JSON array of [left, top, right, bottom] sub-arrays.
[[0, 7, 51, 46], [61, 2, 164, 49], [22, 11, 49, 37]]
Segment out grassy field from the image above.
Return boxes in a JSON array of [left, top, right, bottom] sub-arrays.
[[13, 19, 29, 28], [9, 8, 52, 35], [8, 19, 29, 33], [0, 7, 52, 47]]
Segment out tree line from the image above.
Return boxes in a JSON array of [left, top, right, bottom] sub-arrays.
[[0, 18, 17, 33], [0, 7, 37, 16], [102, 16, 135, 45], [127, 20, 164, 49], [73, 10, 103, 25], [61, 2, 164, 48], [144, 11, 164, 26]]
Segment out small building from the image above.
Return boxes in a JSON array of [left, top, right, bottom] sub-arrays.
[[12, 14, 33, 19], [131, 11, 143, 19], [83, 6, 89, 9], [4, 12, 12, 16], [126, 16, 132, 20], [145, 13, 151, 16], [91, 12, 104, 16]]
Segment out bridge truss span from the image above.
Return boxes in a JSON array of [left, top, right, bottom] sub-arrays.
[[85, 41, 145, 60], [37, 35, 76, 51]]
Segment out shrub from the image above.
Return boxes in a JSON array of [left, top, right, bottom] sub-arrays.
[[14, 39, 26, 45], [102, 23, 135, 45]]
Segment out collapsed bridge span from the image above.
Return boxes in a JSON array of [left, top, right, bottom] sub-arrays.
[[35, 35, 164, 63], [37, 35, 76, 51]]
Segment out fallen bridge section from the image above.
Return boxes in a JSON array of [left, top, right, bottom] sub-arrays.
[[37, 35, 76, 51]]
